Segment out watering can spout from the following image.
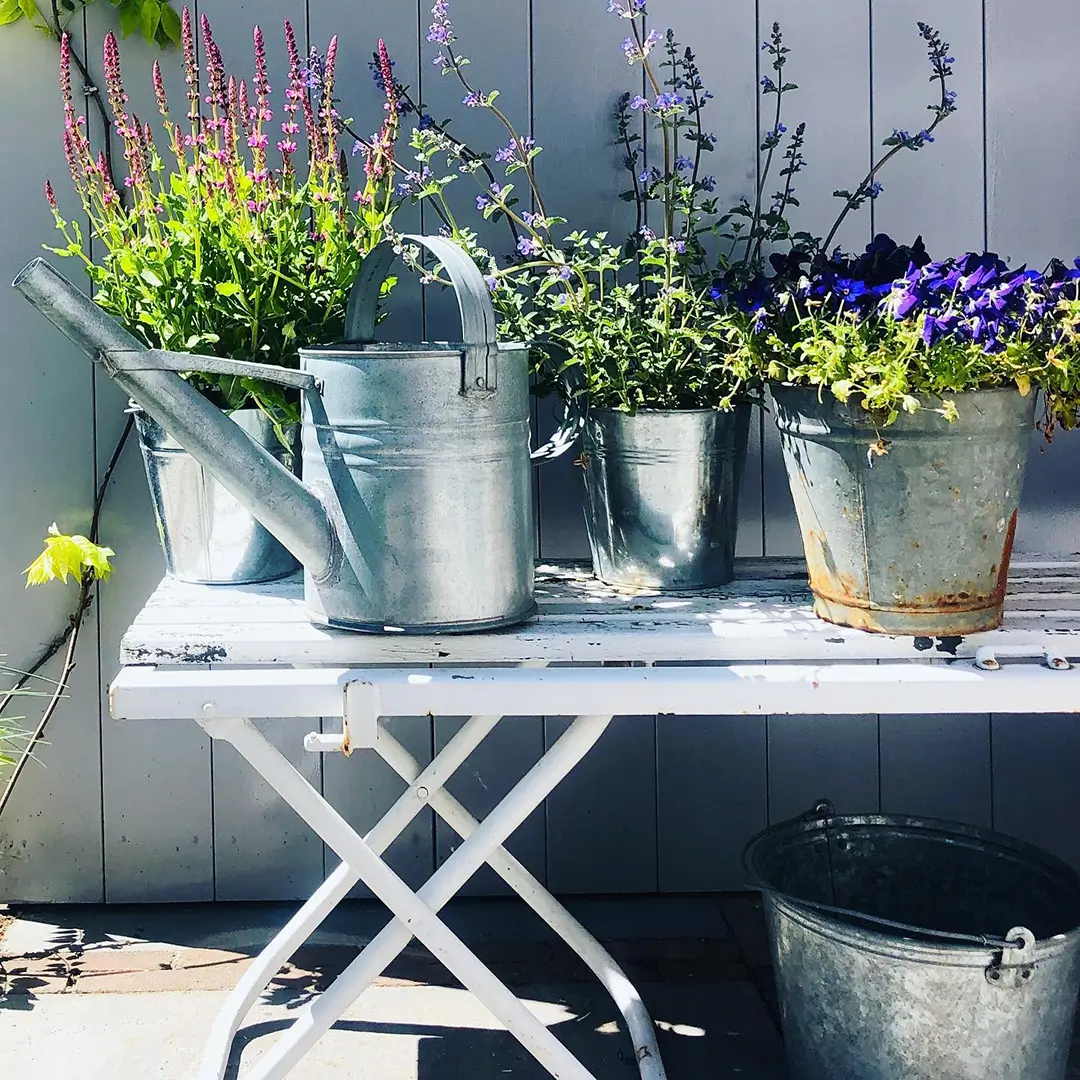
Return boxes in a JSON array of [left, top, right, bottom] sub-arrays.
[[12, 258, 339, 582]]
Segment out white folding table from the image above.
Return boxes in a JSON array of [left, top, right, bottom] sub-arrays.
[[109, 557, 1080, 1080]]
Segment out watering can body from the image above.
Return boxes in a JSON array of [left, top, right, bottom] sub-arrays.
[[14, 235, 537, 633]]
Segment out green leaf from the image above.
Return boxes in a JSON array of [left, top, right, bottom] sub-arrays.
[[118, 1, 140, 38], [17, 0, 35, 19], [25, 524, 115, 587], [214, 282, 242, 296], [0, 0, 24, 23], [158, 2, 180, 46], [140, 268, 164, 288], [140, 0, 160, 44]]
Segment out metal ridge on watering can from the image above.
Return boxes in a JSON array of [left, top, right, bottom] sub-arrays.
[[744, 804, 1080, 1080], [13, 235, 536, 634], [771, 383, 1035, 635], [582, 405, 751, 590]]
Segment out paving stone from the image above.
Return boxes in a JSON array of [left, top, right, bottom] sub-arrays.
[[1, 955, 74, 996], [74, 947, 254, 994]]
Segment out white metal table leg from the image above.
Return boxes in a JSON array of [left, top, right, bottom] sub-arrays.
[[194, 713, 503, 1080], [374, 724, 667, 1080], [205, 714, 612, 1080]]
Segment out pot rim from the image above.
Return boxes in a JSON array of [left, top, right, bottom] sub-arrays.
[[769, 380, 1034, 402]]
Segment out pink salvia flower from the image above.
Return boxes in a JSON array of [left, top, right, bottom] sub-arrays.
[[319, 36, 339, 164], [284, 18, 318, 159], [152, 60, 168, 119], [181, 6, 198, 116], [44, 179, 58, 212], [201, 15, 226, 112]]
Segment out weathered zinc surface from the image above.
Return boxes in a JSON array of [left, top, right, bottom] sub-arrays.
[[5, 0, 1080, 902]]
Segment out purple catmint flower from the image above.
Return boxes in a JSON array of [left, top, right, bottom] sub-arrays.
[[517, 235, 541, 257], [428, 0, 454, 46], [653, 92, 685, 112], [476, 194, 491, 210], [495, 136, 535, 164], [699, 175, 716, 192], [462, 91, 483, 107], [674, 154, 693, 171], [638, 166, 662, 187], [521, 210, 539, 226], [484, 274, 498, 291], [760, 75, 776, 92], [629, 95, 650, 111], [621, 37, 638, 61]]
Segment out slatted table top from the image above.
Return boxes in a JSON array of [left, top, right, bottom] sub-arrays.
[[119, 557, 1080, 667]]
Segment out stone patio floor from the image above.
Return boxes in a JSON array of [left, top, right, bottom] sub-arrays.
[[0, 894, 784, 1079], [3, 893, 1080, 1079]]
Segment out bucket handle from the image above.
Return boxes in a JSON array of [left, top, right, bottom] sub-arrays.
[[344, 234, 499, 395]]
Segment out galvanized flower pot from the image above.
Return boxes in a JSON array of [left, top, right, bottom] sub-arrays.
[[581, 405, 751, 590], [745, 805, 1080, 1080], [772, 383, 1035, 634], [135, 408, 299, 585]]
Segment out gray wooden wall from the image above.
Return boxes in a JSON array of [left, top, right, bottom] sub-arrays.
[[3, 0, 1080, 903]]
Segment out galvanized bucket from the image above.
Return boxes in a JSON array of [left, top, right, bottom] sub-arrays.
[[581, 405, 751, 590], [745, 803, 1080, 1080], [135, 408, 299, 584], [297, 237, 535, 632], [772, 383, 1035, 634]]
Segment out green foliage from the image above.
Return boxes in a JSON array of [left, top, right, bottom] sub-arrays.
[[0, 0, 180, 49], [24, 523, 114, 586], [47, 16, 402, 434]]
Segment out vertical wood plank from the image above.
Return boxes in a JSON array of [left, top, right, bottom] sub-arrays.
[[657, 715, 767, 892], [82, 8, 216, 903], [323, 716, 436, 897], [768, 714, 879, 823], [434, 715, 546, 895], [879, 714, 991, 827], [986, 1, 1080, 268], [986, 3, 1080, 556], [530, 0, 641, 559], [871, 0, 985, 254], [212, 719, 323, 901], [993, 714, 1080, 872], [0, 17, 104, 903], [545, 709, 657, 894], [759, 0, 872, 558], [758, 0, 872, 257]]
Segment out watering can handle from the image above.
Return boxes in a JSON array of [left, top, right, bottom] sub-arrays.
[[344, 234, 500, 394]]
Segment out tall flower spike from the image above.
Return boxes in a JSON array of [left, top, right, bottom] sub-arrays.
[[284, 19, 317, 156], [201, 15, 225, 114], [320, 36, 339, 165], [181, 6, 198, 119], [44, 179, 58, 212], [152, 60, 169, 119]]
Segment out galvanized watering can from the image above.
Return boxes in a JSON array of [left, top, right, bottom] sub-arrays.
[[14, 236, 538, 633]]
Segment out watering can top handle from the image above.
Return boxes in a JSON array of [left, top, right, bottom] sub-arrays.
[[345, 234, 500, 393]]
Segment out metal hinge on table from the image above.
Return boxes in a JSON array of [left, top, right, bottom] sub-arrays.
[[974, 645, 1072, 671], [303, 680, 381, 755]]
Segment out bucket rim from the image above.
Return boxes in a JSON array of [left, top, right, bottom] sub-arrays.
[[762, 890, 1080, 965], [743, 808, 1080, 951]]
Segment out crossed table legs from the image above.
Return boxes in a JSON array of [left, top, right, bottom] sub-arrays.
[[193, 708, 668, 1080]]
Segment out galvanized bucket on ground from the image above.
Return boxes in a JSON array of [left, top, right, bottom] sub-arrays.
[[744, 803, 1080, 1080], [136, 408, 299, 585], [772, 383, 1035, 634], [581, 405, 751, 590]]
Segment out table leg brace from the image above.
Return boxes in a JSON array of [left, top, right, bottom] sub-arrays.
[[203, 714, 613, 1080], [374, 724, 667, 1080], [194, 713, 504, 1080]]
